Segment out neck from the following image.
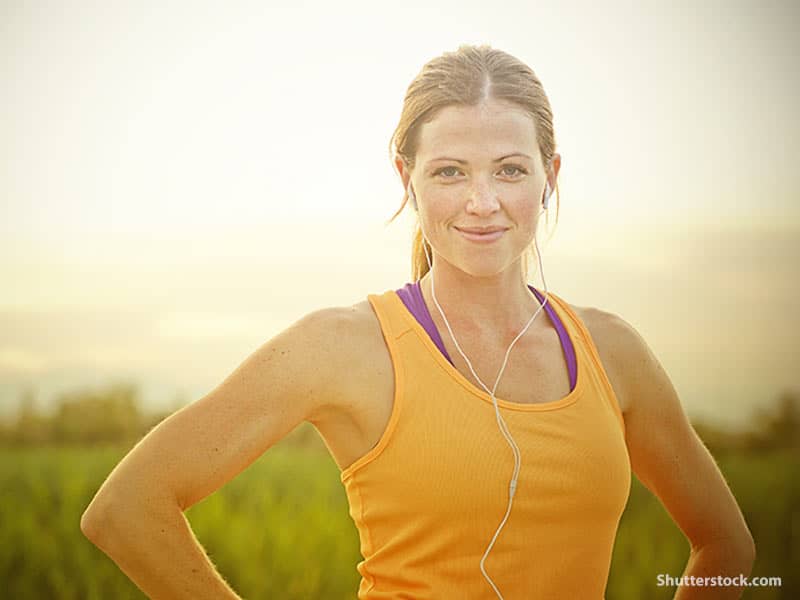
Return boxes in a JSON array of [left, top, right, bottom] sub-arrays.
[[419, 260, 543, 339]]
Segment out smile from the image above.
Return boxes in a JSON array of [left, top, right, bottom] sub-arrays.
[[455, 228, 507, 243]]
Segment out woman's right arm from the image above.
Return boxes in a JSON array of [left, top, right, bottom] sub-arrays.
[[80, 306, 354, 600]]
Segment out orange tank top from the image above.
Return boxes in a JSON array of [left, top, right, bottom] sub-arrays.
[[339, 288, 631, 599]]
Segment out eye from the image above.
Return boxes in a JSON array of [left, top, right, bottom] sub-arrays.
[[432, 165, 528, 179], [434, 166, 462, 178], [500, 165, 528, 177]]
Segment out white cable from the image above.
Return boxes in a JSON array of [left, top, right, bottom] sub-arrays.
[[420, 208, 550, 600]]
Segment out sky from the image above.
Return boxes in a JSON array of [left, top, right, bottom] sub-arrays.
[[1, 0, 798, 430]]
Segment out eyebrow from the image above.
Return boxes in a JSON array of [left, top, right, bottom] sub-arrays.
[[425, 153, 532, 167]]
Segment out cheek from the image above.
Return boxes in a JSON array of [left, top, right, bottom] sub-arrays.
[[420, 191, 458, 222], [417, 209, 441, 240], [514, 199, 540, 225]]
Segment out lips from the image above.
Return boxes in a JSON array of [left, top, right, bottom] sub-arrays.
[[455, 227, 508, 243], [455, 226, 508, 234]]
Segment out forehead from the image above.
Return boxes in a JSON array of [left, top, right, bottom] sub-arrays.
[[417, 100, 540, 159]]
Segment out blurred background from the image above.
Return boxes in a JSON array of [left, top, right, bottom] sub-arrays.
[[1, 0, 797, 598]]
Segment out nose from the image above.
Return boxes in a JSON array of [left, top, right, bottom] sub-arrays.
[[465, 181, 501, 215]]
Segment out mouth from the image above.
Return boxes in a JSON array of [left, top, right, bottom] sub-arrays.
[[455, 227, 508, 243]]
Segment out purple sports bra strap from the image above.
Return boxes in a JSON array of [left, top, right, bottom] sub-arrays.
[[395, 280, 578, 390]]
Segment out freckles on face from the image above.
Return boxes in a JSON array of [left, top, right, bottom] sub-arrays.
[[412, 104, 546, 216], [418, 175, 542, 233], [409, 101, 553, 268]]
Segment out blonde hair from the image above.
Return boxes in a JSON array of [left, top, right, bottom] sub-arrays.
[[386, 44, 561, 281]]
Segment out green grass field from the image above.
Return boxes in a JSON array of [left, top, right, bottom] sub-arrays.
[[1, 437, 796, 599]]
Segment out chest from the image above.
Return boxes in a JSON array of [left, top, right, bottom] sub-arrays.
[[315, 306, 627, 474]]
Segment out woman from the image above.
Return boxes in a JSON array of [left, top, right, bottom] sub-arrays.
[[81, 44, 755, 599]]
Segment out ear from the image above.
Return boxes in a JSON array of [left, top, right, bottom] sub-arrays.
[[547, 153, 561, 192], [394, 154, 412, 192]]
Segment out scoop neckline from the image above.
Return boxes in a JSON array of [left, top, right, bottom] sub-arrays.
[[388, 288, 585, 412]]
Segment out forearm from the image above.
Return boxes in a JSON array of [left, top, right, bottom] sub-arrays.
[[672, 539, 755, 599], [83, 500, 243, 600]]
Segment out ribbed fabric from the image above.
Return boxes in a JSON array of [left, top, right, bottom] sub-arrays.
[[340, 288, 630, 599]]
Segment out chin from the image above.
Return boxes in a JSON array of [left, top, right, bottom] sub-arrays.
[[451, 257, 519, 279]]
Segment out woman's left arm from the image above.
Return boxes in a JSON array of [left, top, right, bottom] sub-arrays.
[[602, 312, 756, 599]]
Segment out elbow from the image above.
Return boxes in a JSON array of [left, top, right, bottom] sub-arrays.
[[80, 509, 101, 542], [692, 531, 756, 569], [741, 532, 757, 565], [81, 498, 114, 545], [80, 487, 183, 547], [734, 536, 757, 576], [80, 488, 122, 545], [731, 524, 757, 565]]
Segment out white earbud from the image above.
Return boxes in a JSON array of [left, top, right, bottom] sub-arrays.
[[407, 182, 417, 211]]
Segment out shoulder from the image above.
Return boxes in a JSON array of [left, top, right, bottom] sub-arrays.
[[292, 300, 384, 368], [565, 301, 646, 416], [296, 298, 391, 367], [316, 299, 385, 347], [292, 300, 380, 341], [292, 299, 390, 420], [569, 302, 635, 348], [347, 299, 391, 357]]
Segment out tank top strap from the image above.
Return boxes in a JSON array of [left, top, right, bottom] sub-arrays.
[[544, 292, 627, 437], [366, 290, 413, 343]]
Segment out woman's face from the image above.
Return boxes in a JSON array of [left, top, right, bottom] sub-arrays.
[[399, 99, 559, 278]]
